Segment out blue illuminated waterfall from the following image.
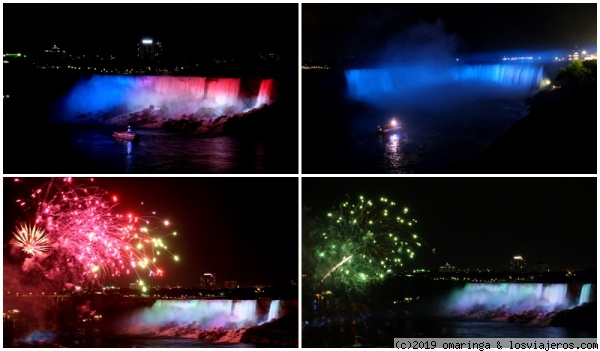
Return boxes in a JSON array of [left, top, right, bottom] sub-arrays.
[[452, 64, 545, 89], [345, 69, 394, 98], [344, 63, 547, 105]]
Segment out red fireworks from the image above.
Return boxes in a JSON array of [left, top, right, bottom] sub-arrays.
[[11, 178, 179, 286]]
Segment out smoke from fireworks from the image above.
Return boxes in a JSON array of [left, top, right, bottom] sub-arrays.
[[308, 195, 428, 292], [8, 178, 179, 289]]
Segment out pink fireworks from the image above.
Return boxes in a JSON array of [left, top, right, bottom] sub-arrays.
[[11, 178, 179, 287]]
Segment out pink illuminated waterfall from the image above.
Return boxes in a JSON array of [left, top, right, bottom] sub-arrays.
[[255, 79, 274, 107], [205, 78, 241, 107]]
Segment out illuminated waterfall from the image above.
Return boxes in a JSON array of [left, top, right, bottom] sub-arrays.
[[62, 75, 276, 119], [452, 64, 545, 89], [344, 63, 546, 104], [344, 69, 393, 98], [125, 299, 263, 331], [232, 299, 258, 325], [579, 284, 592, 305], [255, 79, 274, 107], [446, 283, 569, 314], [267, 300, 281, 321], [205, 78, 241, 107]]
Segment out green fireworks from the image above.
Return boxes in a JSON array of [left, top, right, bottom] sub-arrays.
[[308, 195, 423, 291]]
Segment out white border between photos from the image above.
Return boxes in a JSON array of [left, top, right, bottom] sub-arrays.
[[2, 1, 599, 349]]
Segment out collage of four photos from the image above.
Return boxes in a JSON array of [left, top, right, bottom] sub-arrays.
[[2, 2, 597, 348]]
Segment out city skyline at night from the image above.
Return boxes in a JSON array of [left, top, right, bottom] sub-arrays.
[[4, 3, 297, 62], [303, 3, 597, 62]]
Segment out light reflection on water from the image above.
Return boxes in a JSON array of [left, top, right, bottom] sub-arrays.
[[381, 132, 410, 172], [100, 129, 267, 173], [341, 99, 528, 174], [15, 127, 276, 174]]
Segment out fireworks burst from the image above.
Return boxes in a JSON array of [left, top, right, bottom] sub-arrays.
[[308, 195, 427, 291], [12, 223, 51, 256], [9, 178, 180, 288]]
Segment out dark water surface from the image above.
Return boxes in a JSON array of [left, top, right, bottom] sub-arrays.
[[302, 317, 594, 348], [72, 336, 255, 348], [345, 99, 528, 173], [9, 335, 255, 348], [5, 125, 294, 174], [302, 70, 533, 174]]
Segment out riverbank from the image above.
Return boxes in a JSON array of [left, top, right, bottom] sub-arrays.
[[460, 84, 597, 174]]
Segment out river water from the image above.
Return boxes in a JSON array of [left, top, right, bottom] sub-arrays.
[[302, 316, 595, 348], [302, 69, 533, 174], [4, 125, 294, 174]]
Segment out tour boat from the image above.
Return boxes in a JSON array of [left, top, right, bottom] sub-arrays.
[[377, 118, 401, 134], [113, 126, 139, 141]]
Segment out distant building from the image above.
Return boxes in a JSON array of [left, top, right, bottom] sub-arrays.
[[223, 281, 238, 289], [439, 262, 456, 273], [510, 256, 526, 272], [129, 281, 143, 290], [567, 46, 597, 61], [44, 44, 67, 59], [137, 38, 163, 65], [200, 273, 217, 289]]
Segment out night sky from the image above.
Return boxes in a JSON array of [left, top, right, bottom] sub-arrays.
[[3, 3, 298, 60], [302, 3, 597, 60], [3, 177, 298, 289], [302, 177, 597, 273]]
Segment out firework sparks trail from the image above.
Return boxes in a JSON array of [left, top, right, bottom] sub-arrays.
[[9, 178, 180, 288], [319, 254, 354, 285], [12, 224, 51, 256], [311, 195, 429, 290]]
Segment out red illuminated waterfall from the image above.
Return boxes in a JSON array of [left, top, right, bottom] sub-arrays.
[[255, 79, 274, 107]]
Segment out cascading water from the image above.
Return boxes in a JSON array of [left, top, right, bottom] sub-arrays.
[[232, 299, 258, 325], [344, 63, 547, 105], [579, 283, 592, 305], [62, 75, 275, 120], [452, 64, 545, 89], [344, 69, 394, 98], [205, 78, 241, 107], [124, 299, 262, 332], [267, 300, 281, 322], [255, 79, 274, 107], [446, 283, 570, 315]]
